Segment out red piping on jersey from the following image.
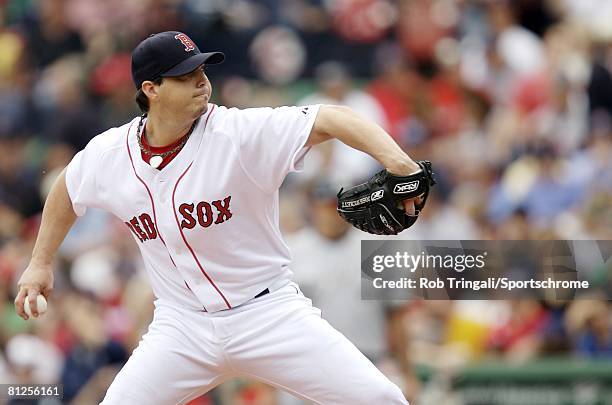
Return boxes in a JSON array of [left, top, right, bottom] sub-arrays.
[[125, 120, 177, 268], [172, 161, 232, 309], [166, 104, 230, 308]]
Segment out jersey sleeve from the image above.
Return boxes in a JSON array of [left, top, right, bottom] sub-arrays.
[[65, 138, 103, 216], [235, 105, 320, 192]]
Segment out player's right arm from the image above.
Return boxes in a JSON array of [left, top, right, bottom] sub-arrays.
[[14, 168, 77, 320]]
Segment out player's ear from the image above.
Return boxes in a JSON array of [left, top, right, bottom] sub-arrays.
[[141, 81, 159, 102]]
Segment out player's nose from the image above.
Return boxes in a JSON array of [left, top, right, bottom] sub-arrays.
[[196, 72, 206, 87]]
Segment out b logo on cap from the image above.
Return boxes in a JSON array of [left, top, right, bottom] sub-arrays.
[[175, 33, 195, 52]]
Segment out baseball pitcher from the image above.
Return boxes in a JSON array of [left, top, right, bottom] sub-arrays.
[[15, 31, 434, 404]]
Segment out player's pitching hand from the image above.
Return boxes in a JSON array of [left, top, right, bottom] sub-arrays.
[[402, 195, 424, 216], [14, 262, 54, 320], [389, 161, 424, 216]]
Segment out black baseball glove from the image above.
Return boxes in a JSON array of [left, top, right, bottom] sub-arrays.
[[336, 160, 436, 235]]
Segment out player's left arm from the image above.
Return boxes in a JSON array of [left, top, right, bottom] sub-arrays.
[[307, 105, 420, 176], [307, 104, 423, 214]]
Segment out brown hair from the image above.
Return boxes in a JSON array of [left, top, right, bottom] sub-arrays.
[[135, 77, 163, 112]]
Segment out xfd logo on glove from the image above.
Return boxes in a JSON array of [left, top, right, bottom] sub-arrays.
[[371, 190, 384, 201], [393, 181, 419, 194], [179, 196, 233, 229]]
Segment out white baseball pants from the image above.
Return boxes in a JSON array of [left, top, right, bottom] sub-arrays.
[[100, 282, 408, 404]]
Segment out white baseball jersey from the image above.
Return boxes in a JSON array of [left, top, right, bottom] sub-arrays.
[[65, 104, 319, 313], [67, 103, 409, 405]]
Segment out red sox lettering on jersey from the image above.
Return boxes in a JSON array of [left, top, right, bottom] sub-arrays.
[[125, 213, 157, 242], [125, 196, 233, 242], [179, 196, 233, 229]]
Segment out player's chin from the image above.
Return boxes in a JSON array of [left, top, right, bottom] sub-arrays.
[[192, 100, 208, 117]]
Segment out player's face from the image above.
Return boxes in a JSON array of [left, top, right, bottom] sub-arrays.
[[157, 65, 212, 120]]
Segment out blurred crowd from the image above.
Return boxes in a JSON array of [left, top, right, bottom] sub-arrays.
[[0, 0, 611, 404]]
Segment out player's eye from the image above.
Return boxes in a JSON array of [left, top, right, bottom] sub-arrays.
[[186, 68, 205, 80]]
